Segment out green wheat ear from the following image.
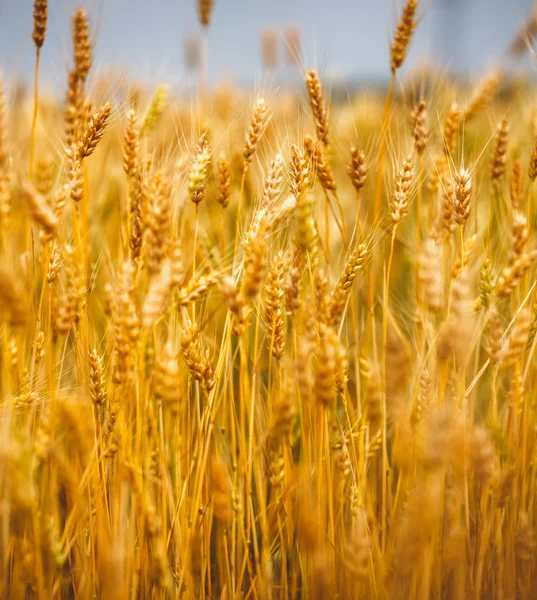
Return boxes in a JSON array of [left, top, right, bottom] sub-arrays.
[[140, 85, 168, 137]]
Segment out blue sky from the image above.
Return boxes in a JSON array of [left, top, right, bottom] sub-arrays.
[[0, 0, 535, 91]]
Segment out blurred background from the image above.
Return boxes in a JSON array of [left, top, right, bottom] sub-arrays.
[[0, 0, 535, 92]]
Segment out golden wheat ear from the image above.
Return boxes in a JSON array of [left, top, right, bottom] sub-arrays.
[[32, 0, 48, 50], [78, 102, 112, 161], [390, 154, 414, 227], [453, 168, 472, 227], [491, 119, 509, 184], [72, 8, 92, 85], [410, 100, 427, 156], [348, 145, 367, 194], [390, 0, 418, 74], [463, 71, 500, 122], [305, 70, 329, 145], [188, 132, 211, 207], [123, 109, 140, 179], [30, 0, 48, 179], [198, 0, 214, 28], [260, 29, 278, 70], [305, 136, 336, 193], [243, 97, 270, 166], [216, 153, 231, 209]]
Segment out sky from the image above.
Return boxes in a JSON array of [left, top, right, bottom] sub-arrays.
[[0, 0, 535, 92]]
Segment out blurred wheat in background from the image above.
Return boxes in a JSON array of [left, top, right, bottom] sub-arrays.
[[2, 0, 537, 598]]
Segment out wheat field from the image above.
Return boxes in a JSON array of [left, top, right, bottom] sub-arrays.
[[1, 0, 537, 598]]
